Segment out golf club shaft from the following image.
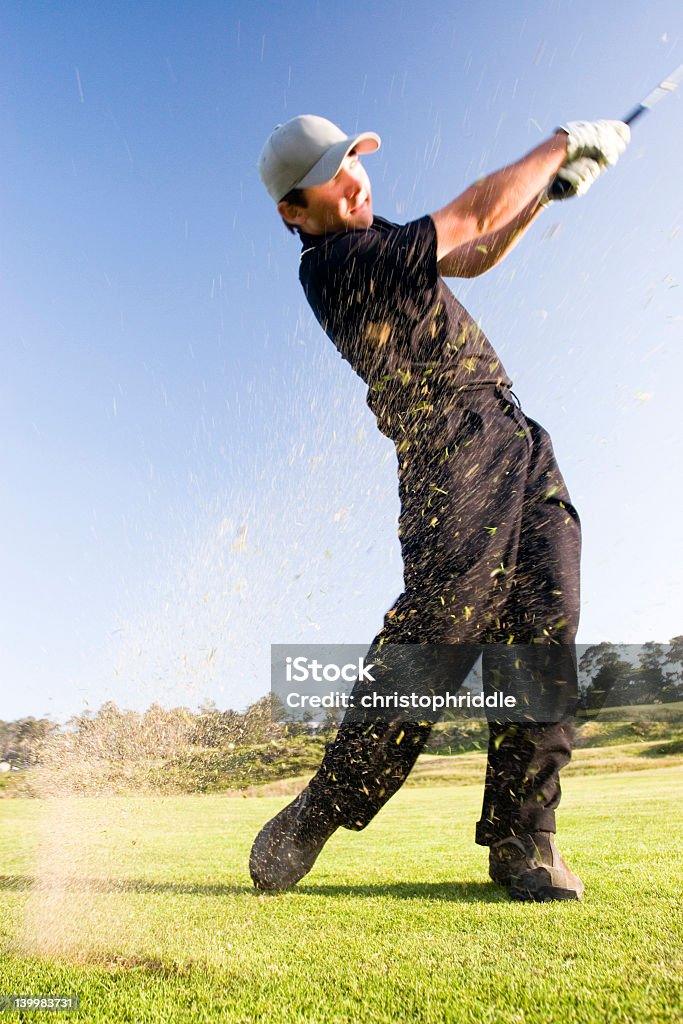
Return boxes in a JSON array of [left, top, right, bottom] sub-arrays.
[[547, 63, 683, 199]]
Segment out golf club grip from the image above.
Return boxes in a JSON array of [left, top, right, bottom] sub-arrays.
[[623, 104, 647, 125], [547, 106, 644, 201], [546, 174, 574, 201]]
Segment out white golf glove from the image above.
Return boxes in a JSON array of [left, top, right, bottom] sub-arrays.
[[540, 156, 605, 205], [560, 120, 630, 167]]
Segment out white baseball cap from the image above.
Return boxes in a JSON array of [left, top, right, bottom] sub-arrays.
[[258, 114, 381, 202]]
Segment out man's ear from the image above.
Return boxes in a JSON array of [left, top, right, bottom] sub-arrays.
[[277, 200, 306, 228]]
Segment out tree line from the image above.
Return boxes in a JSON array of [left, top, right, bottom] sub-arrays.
[[0, 695, 292, 769]]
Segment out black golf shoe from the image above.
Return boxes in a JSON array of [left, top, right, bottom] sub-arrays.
[[249, 788, 340, 891], [489, 831, 584, 902]]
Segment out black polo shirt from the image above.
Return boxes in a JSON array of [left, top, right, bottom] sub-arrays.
[[298, 214, 512, 443]]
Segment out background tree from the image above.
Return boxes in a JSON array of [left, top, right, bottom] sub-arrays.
[[578, 643, 635, 711]]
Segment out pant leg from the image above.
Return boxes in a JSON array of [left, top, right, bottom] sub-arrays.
[[475, 414, 582, 844], [307, 621, 481, 830], [308, 390, 545, 830]]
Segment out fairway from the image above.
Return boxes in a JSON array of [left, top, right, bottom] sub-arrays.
[[1, 767, 682, 1023]]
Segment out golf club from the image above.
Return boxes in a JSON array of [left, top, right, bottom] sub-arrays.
[[548, 62, 683, 199]]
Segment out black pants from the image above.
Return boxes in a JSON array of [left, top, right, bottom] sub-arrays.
[[308, 386, 581, 844]]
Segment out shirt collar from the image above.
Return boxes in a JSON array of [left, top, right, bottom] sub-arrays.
[[299, 217, 382, 256]]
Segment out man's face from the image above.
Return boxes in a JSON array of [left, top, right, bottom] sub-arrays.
[[280, 150, 373, 234]]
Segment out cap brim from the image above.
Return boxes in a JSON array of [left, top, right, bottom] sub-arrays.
[[295, 131, 381, 190]]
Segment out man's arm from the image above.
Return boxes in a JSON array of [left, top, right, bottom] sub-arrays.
[[436, 196, 545, 277], [430, 119, 630, 265], [430, 133, 568, 263], [436, 153, 609, 277]]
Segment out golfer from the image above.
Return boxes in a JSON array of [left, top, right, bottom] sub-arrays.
[[252, 114, 629, 900]]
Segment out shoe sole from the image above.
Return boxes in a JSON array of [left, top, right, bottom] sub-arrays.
[[509, 866, 583, 902]]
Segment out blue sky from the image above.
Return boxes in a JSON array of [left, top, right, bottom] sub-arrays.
[[2, 1, 681, 721]]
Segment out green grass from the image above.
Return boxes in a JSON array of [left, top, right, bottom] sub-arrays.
[[1, 767, 682, 1023], [406, 738, 683, 788], [217, 737, 683, 798]]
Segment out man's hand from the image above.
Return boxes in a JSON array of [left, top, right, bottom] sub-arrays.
[[560, 120, 630, 167], [541, 157, 604, 205]]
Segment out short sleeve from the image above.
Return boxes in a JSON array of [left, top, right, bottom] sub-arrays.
[[299, 214, 443, 383]]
